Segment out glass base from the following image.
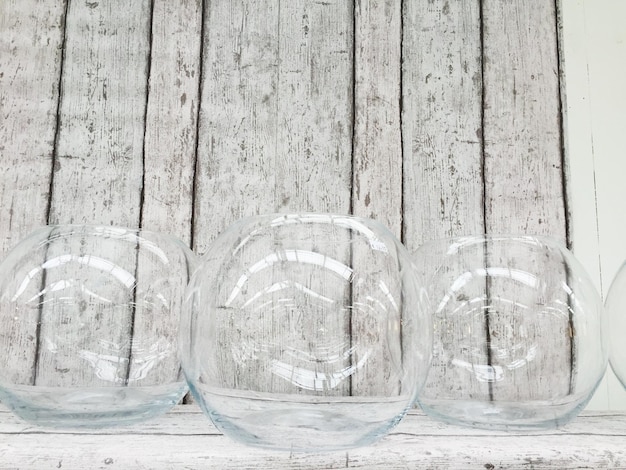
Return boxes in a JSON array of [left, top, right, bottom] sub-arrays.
[[192, 385, 410, 452], [0, 383, 187, 428], [418, 397, 592, 431]]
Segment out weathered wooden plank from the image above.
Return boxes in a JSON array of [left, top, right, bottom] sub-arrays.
[[32, 226, 139, 389], [141, 0, 201, 243], [482, 0, 570, 403], [0, 0, 64, 251], [402, 0, 487, 407], [193, 0, 354, 400], [193, 0, 280, 396], [36, 0, 151, 388], [352, 0, 402, 234], [193, 0, 279, 252], [122, 230, 192, 400], [350, 0, 403, 399], [0, 406, 625, 469], [482, 0, 566, 238], [271, 0, 354, 398], [48, 0, 150, 228], [0, 0, 65, 386], [128, 0, 202, 393], [274, 0, 353, 214], [402, 0, 484, 250]]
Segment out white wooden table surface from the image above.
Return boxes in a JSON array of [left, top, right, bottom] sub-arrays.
[[0, 404, 625, 470]]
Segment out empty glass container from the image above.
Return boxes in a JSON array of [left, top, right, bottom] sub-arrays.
[[412, 234, 607, 430], [181, 213, 431, 451], [0, 225, 196, 427]]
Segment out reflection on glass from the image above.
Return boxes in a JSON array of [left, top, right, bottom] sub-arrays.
[[413, 234, 607, 430], [0, 225, 196, 428], [181, 213, 431, 452]]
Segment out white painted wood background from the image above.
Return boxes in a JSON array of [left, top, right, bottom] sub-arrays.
[[562, 0, 626, 411], [0, 0, 626, 467]]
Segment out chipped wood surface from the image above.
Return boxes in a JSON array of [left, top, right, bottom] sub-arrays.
[[481, 0, 570, 402], [35, 0, 151, 389], [402, 0, 488, 405], [49, 0, 149, 228], [0, 0, 64, 255], [351, 0, 403, 400], [141, 0, 201, 244], [0, 0, 66, 386], [402, 0, 484, 248]]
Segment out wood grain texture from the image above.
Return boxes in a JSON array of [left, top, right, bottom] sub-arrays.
[[402, 0, 488, 405], [194, 0, 354, 234], [49, 0, 150, 227], [0, 0, 66, 386], [482, 0, 566, 238], [34, 227, 133, 388], [128, 0, 202, 392], [402, 0, 484, 251], [194, 1, 354, 396], [0, 405, 624, 469], [350, 0, 403, 398], [271, 0, 354, 396], [274, 0, 353, 214], [482, 0, 570, 401], [193, 0, 280, 253], [36, 0, 151, 387], [352, 0, 402, 235], [0, 0, 65, 253], [193, 0, 282, 395], [141, 0, 201, 242]]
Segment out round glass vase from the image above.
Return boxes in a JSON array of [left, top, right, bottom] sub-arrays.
[[604, 261, 626, 389], [412, 234, 607, 430], [181, 213, 431, 452], [0, 225, 196, 428]]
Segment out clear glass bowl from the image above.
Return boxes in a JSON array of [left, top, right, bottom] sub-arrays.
[[181, 213, 431, 452], [605, 262, 626, 389], [0, 225, 196, 427], [412, 235, 607, 430]]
